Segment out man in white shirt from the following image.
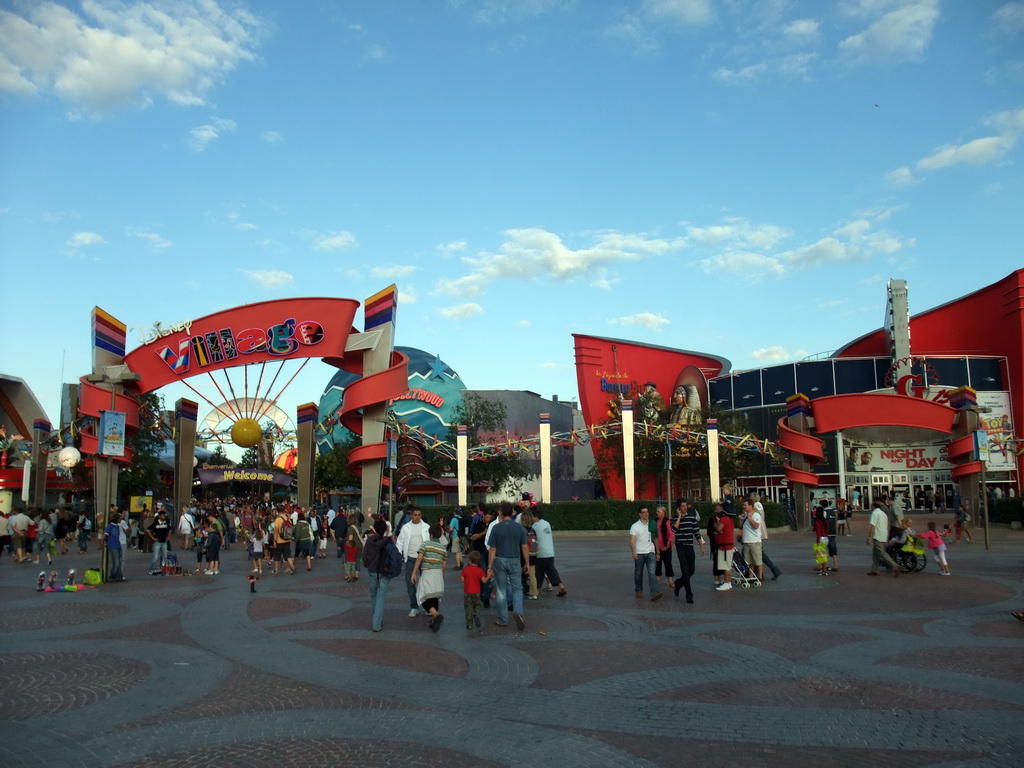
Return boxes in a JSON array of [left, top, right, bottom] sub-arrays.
[[740, 499, 763, 582], [629, 508, 662, 602], [395, 506, 429, 617], [532, 509, 566, 597], [867, 500, 901, 577]]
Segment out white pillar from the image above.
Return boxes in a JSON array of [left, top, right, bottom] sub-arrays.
[[457, 425, 468, 507], [707, 418, 720, 502], [836, 430, 846, 503], [622, 400, 635, 502], [539, 413, 551, 503]]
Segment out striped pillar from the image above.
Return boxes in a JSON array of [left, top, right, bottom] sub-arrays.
[[457, 425, 468, 507], [31, 418, 51, 507], [707, 418, 720, 504], [296, 403, 318, 508], [622, 400, 635, 502], [174, 399, 199, 523], [539, 413, 551, 503]]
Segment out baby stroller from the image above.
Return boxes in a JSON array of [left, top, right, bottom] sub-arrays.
[[731, 550, 762, 589]]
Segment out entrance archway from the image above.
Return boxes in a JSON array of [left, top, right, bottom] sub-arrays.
[[78, 292, 407, 528]]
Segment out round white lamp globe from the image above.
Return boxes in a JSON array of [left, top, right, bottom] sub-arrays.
[[57, 446, 81, 468]]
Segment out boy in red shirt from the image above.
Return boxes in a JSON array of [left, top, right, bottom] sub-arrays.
[[460, 550, 489, 629]]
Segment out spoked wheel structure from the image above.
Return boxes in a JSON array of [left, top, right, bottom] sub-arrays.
[[182, 359, 304, 451]]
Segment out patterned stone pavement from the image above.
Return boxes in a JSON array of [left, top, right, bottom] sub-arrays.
[[1, 520, 1022, 768]]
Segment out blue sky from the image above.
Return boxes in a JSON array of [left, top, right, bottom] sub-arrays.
[[2, 0, 1023, 440]]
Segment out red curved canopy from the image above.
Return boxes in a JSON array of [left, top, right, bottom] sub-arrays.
[[810, 393, 956, 437]]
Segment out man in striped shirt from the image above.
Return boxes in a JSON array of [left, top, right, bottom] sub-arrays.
[[672, 499, 704, 604]]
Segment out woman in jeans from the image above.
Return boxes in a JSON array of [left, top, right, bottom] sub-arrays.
[[654, 506, 675, 591], [362, 519, 393, 632]]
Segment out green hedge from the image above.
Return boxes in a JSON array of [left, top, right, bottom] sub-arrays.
[[423, 499, 786, 531]]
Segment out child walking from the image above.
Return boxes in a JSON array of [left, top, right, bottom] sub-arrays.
[[918, 521, 951, 575], [250, 524, 267, 574], [460, 550, 489, 630], [343, 535, 359, 581]]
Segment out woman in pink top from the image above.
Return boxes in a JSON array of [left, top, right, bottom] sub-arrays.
[[918, 521, 951, 575], [654, 506, 676, 590]]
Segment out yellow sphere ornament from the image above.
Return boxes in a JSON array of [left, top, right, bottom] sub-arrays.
[[231, 418, 263, 448]]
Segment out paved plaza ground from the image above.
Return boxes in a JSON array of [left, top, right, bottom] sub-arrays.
[[1, 518, 1022, 768]]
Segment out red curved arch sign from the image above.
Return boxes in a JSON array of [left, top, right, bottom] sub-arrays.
[[123, 298, 360, 395]]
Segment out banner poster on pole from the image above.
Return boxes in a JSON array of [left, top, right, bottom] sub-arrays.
[[976, 391, 1014, 471], [98, 411, 127, 457]]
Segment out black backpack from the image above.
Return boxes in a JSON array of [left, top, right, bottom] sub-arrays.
[[379, 539, 403, 578]]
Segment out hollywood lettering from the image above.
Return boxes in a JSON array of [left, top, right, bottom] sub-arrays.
[[155, 318, 325, 374], [391, 387, 445, 408]]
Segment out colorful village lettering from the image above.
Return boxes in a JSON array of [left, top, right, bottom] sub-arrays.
[[155, 318, 325, 375]]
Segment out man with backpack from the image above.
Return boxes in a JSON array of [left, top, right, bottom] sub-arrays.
[[362, 518, 401, 632], [273, 507, 297, 575]]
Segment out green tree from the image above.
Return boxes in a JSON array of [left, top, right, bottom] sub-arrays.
[[588, 403, 766, 500], [315, 433, 361, 493], [208, 444, 232, 466], [427, 393, 527, 495], [238, 445, 263, 468], [119, 392, 166, 500]]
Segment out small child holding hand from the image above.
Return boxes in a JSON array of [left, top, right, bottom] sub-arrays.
[[460, 550, 490, 630]]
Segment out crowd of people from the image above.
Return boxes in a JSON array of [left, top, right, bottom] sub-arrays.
[[4, 484, 1018, 624], [363, 494, 569, 633]]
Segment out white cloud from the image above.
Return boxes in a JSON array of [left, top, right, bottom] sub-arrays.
[[67, 231, 106, 248], [437, 228, 682, 298], [591, 270, 621, 289], [314, 231, 358, 251], [685, 219, 791, 250], [917, 135, 1013, 171], [240, 269, 294, 289], [436, 240, 467, 256], [839, 1, 940, 63], [0, 0, 261, 115], [610, 312, 670, 329], [698, 251, 785, 277], [369, 265, 418, 278], [132, 231, 172, 249], [993, 2, 1024, 33], [188, 116, 236, 151], [751, 346, 805, 363], [886, 166, 918, 187], [715, 53, 818, 84], [783, 18, 820, 40], [892, 106, 1024, 181], [439, 302, 483, 320], [782, 217, 914, 268], [399, 285, 417, 304], [235, 222, 256, 231], [643, 0, 714, 26], [470, 0, 564, 25], [604, 14, 659, 55], [261, 130, 282, 144]]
